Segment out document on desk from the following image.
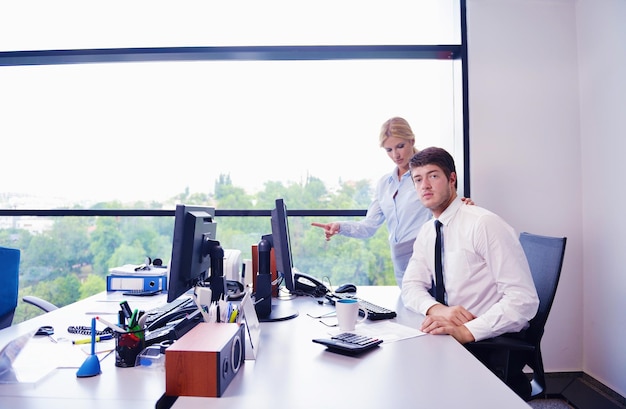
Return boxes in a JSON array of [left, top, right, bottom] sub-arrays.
[[109, 264, 169, 276], [81, 291, 167, 316], [328, 321, 426, 344], [7, 336, 114, 384]]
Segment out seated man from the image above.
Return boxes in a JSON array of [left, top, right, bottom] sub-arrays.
[[401, 147, 539, 399]]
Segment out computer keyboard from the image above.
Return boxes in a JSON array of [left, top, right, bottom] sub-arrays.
[[325, 293, 397, 320], [122, 288, 162, 297], [312, 332, 383, 355]]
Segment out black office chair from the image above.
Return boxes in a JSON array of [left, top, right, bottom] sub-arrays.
[[466, 232, 567, 401], [0, 246, 59, 330]]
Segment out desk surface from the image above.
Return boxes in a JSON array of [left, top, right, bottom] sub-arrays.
[[0, 287, 530, 409]]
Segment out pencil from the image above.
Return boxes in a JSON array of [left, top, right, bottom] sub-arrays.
[[96, 316, 127, 333], [72, 334, 114, 344]]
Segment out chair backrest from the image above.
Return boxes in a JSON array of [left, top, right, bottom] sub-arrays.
[[519, 232, 567, 344], [0, 246, 20, 330]]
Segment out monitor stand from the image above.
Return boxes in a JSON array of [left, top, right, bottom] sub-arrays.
[[258, 302, 298, 322]]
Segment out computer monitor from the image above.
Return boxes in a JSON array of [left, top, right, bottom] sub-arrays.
[[252, 198, 299, 322], [255, 198, 329, 322], [167, 204, 218, 303], [271, 198, 329, 298], [271, 198, 296, 293]]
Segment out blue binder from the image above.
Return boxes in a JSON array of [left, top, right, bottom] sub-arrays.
[[106, 274, 167, 292]]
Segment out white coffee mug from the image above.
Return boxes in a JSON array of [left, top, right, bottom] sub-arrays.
[[335, 298, 367, 331]]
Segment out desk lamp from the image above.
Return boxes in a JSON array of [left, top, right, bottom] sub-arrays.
[[76, 317, 101, 377]]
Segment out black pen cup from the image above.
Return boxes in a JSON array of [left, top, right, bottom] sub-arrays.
[[114, 329, 145, 368]]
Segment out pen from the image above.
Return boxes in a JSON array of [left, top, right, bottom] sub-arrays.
[[226, 303, 233, 323], [120, 301, 133, 319], [72, 334, 114, 344], [96, 316, 128, 333], [129, 308, 139, 328], [118, 310, 127, 329]]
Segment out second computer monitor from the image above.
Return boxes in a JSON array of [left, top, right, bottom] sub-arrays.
[[271, 198, 296, 293], [167, 204, 218, 303]]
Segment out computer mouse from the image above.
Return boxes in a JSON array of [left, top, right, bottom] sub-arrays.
[[335, 283, 357, 293]]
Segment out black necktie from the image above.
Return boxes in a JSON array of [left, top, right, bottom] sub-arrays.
[[434, 220, 446, 305]]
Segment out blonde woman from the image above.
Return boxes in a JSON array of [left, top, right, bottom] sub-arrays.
[[312, 117, 473, 286]]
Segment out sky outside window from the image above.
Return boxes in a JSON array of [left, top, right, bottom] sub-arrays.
[[1, 59, 454, 205]]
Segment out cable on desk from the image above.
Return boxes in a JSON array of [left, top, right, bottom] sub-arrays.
[[68, 325, 114, 336]]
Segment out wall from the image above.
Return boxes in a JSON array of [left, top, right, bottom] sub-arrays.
[[466, 0, 583, 371], [576, 0, 626, 397], [467, 0, 626, 398]]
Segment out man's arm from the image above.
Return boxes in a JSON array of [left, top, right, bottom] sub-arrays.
[[426, 304, 476, 326], [421, 314, 475, 344], [462, 215, 539, 341], [420, 304, 477, 344]]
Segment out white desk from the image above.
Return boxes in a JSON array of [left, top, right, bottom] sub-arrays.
[[0, 287, 531, 409], [0, 292, 167, 409]]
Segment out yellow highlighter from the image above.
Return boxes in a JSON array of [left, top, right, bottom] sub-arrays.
[[228, 307, 239, 323]]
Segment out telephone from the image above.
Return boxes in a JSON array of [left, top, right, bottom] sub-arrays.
[[226, 279, 245, 300], [145, 306, 203, 346], [146, 305, 198, 332], [294, 272, 330, 297]]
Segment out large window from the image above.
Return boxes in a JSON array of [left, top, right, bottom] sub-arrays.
[[1, 0, 466, 207], [0, 1, 467, 323], [2, 58, 463, 205]]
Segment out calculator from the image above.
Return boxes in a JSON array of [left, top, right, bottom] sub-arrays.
[[312, 332, 383, 355]]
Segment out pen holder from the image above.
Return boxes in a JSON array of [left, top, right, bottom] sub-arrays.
[[114, 328, 145, 368]]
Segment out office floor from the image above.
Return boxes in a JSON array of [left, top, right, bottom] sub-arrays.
[[529, 399, 574, 409], [538, 372, 626, 409]]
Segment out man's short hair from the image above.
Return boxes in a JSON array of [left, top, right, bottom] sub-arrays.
[[409, 147, 457, 188]]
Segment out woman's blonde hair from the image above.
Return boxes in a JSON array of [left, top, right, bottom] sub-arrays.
[[379, 117, 417, 153]]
